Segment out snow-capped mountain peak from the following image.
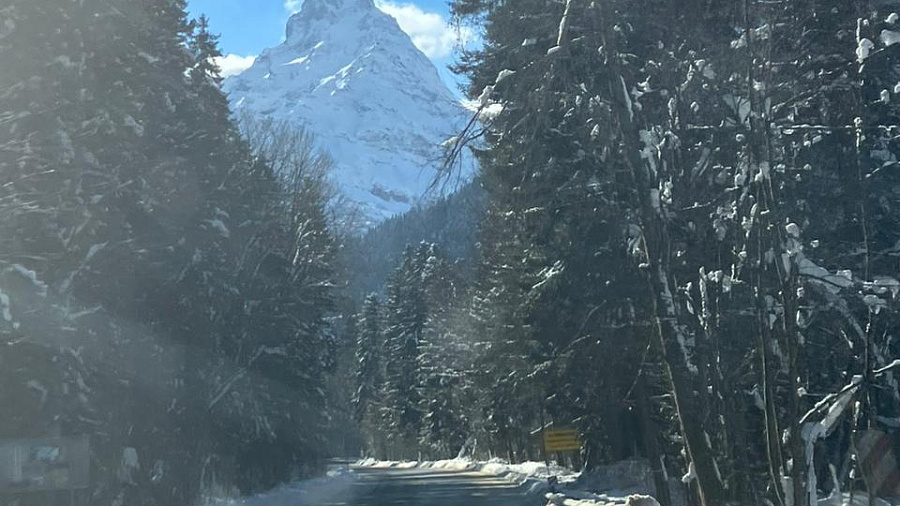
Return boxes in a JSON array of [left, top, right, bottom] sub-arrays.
[[226, 0, 472, 227], [285, 0, 378, 46]]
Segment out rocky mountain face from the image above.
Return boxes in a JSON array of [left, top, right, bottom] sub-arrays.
[[225, 0, 473, 226]]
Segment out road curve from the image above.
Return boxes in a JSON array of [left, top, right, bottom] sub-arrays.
[[316, 466, 541, 506]]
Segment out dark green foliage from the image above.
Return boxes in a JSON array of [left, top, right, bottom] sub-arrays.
[[429, 1, 900, 505], [352, 244, 474, 460], [0, 0, 337, 503], [344, 182, 484, 300], [354, 295, 384, 427]]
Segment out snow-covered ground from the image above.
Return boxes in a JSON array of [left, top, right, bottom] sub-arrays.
[[355, 458, 662, 506], [817, 494, 896, 506], [357, 456, 577, 490], [225, 0, 475, 227], [202, 458, 899, 506], [201, 466, 356, 506]]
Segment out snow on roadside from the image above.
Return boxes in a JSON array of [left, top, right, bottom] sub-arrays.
[[213, 460, 897, 506], [202, 466, 356, 506], [354, 458, 661, 506], [356, 457, 574, 480], [356, 456, 575, 486], [817, 493, 894, 506], [546, 493, 660, 506]]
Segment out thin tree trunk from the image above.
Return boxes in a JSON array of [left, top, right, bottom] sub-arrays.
[[637, 373, 672, 506], [594, 3, 728, 503]]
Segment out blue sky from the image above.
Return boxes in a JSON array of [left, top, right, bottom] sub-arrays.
[[185, 0, 470, 91]]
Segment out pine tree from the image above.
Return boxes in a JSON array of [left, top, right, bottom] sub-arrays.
[[354, 294, 387, 455], [448, 1, 900, 504], [188, 15, 224, 86], [416, 251, 472, 458], [0, 0, 339, 501], [380, 245, 430, 457]]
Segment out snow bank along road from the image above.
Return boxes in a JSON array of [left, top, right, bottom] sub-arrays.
[[343, 466, 541, 506], [231, 465, 542, 506]]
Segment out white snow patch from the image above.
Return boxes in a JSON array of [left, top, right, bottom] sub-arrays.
[[857, 38, 875, 62], [785, 222, 801, 238], [620, 76, 634, 122], [864, 294, 888, 314], [286, 56, 309, 66], [0, 291, 11, 322], [205, 219, 231, 238], [818, 493, 891, 506], [478, 85, 495, 105], [479, 103, 504, 121], [229, 0, 476, 226], [496, 69, 517, 84], [681, 461, 696, 484], [351, 459, 666, 506], [797, 256, 853, 293], [27, 380, 48, 403], [875, 359, 900, 375], [881, 29, 900, 47], [138, 51, 160, 64], [205, 466, 355, 505], [123, 115, 144, 137], [355, 457, 576, 484], [9, 264, 48, 296]]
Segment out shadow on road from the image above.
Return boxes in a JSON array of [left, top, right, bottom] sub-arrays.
[[319, 467, 543, 506]]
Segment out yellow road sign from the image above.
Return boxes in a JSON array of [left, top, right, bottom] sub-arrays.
[[543, 429, 582, 453]]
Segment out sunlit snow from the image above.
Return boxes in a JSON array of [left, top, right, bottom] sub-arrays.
[[225, 0, 474, 227]]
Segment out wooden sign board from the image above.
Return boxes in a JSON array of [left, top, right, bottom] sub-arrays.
[[544, 429, 582, 453], [0, 436, 90, 493], [854, 429, 900, 499]]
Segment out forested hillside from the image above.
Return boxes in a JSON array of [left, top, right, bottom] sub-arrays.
[[4, 1, 900, 506], [343, 183, 484, 300], [0, 1, 337, 504], [350, 2, 900, 506]]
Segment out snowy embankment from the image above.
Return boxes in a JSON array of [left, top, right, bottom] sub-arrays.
[[355, 458, 661, 506], [202, 467, 356, 506], [817, 494, 894, 506]]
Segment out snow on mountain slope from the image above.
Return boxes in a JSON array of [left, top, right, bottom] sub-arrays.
[[224, 0, 473, 226]]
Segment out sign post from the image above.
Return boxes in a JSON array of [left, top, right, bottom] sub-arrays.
[[543, 429, 582, 453], [538, 408, 553, 492], [541, 428, 583, 492]]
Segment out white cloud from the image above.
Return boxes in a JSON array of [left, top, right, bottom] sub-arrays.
[[214, 54, 257, 78], [281, 0, 472, 60], [284, 0, 303, 13], [374, 0, 473, 59]]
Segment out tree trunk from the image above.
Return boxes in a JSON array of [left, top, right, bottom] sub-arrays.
[[637, 373, 672, 506], [594, 2, 729, 503]]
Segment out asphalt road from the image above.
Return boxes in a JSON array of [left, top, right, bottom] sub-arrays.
[[311, 466, 541, 506]]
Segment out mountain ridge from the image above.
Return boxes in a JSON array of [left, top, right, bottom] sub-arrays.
[[225, 0, 473, 226]]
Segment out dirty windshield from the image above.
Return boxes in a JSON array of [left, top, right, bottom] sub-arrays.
[[2, 1, 900, 506]]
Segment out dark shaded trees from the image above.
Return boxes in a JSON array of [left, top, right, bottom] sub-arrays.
[[438, 1, 900, 505], [0, 1, 339, 503]]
